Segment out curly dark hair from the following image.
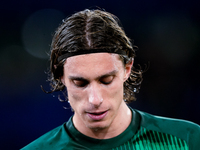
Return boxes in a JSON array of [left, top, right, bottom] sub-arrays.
[[47, 9, 143, 103]]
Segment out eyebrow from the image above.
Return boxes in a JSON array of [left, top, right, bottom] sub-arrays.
[[68, 70, 118, 81]]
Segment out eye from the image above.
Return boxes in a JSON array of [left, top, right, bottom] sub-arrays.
[[100, 76, 114, 85], [72, 79, 88, 87]]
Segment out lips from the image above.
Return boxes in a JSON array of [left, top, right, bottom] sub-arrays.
[[87, 111, 108, 120]]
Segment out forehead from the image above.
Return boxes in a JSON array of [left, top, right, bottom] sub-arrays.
[[63, 53, 123, 77]]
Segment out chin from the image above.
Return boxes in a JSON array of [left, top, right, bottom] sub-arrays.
[[86, 121, 110, 131]]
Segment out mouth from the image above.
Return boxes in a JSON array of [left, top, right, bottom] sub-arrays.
[[87, 110, 108, 121]]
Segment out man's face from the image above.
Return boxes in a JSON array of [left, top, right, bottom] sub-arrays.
[[61, 53, 132, 133]]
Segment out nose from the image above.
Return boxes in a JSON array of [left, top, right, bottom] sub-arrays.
[[88, 83, 103, 107]]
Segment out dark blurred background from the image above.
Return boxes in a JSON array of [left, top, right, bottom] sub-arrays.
[[0, 0, 200, 149]]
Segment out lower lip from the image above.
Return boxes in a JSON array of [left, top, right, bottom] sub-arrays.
[[87, 111, 108, 120]]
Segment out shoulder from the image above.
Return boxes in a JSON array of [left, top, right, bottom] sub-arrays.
[[21, 124, 70, 150], [135, 109, 200, 132], [134, 109, 200, 148]]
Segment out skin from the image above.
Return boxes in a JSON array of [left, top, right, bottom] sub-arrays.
[[61, 53, 133, 139]]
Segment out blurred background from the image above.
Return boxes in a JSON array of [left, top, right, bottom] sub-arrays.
[[0, 0, 200, 149]]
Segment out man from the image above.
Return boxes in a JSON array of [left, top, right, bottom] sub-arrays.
[[22, 9, 200, 150]]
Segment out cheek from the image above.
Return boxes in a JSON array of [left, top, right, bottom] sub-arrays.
[[67, 88, 87, 110], [67, 88, 86, 104], [66, 81, 85, 100], [105, 80, 124, 101]]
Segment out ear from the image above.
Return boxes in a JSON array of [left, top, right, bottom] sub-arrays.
[[124, 59, 133, 82], [61, 76, 65, 85]]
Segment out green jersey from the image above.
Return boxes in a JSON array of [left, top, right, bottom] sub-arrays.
[[21, 108, 200, 150]]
